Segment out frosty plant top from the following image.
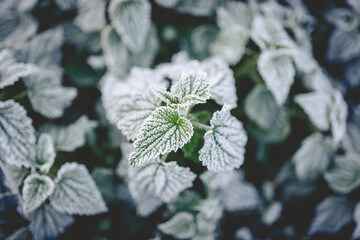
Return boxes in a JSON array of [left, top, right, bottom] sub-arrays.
[[124, 71, 247, 172]]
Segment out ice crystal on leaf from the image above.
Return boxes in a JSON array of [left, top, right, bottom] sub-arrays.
[[35, 133, 55, 173]]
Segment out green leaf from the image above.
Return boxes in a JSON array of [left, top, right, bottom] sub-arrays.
[[325, 152, 360, 194], [35, 133, 55, 173], [49, 162, 107, 215], [0, 100, 36, 168], [170, 72, 210, 105], [22, 174, 55, 213], [258, 50, 295, 106], [158, 212, 196, 239], [128, 160, 196, 203], [109, 0, 151, 52], [199, 106, 247, 172], [39, 115, 97, 152], [129, 106, 193, 166], [292, 133, 333, 181]]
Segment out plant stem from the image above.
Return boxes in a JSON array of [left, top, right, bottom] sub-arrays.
[[12, 89, 29, 100], [0, 191, 14, 199], [191, 121, 213, 131], [160, 152, 169, 163]]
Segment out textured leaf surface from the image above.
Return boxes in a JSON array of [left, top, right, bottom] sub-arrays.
[[39, 115, 97, 152], [199, 107, 247, 172], [0, 162, 29, 194], [49, 162, 107, 215], [22, 174, 55, 213], [0, 100, 36, 167], [325, 152, 360, 194], [29, 204, 74, 240], [0, 49, 37, 89], [35, 133, 55, 173], [292, 133, 333, 181], [128, 161, 196, 203], [158, 212, 196, 239], [309, 196, 353, 235], [129, 106, 193, 166], [329, 90, 348, 144], [109, 0, 151, 52], [74, 0, 106, 33], [295, 91, 332, 130], [326, 29, 360, 62], [258, 50, 295, 105]]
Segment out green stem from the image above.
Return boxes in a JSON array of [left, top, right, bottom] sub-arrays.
[[160, 152, 169, 163], [191, 121, 213, 131], [12, 89, 29, 100]]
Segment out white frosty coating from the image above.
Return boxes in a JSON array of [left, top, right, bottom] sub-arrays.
[[39, 115, 97, 152], [0, 162, 29, 194], [199, 106, 247, 172], [158, 212, 196, 239], [200, 171, 260, 211], [329, 90, 348, 144], [129, 106, 193, 166], [49, 162, 107, 215], [22, 174, 55, 213], [353, 203, 360, 239], [194, 198, 223, 221], [175, 0, 218, 17], [262, 201, 282, 226], [109, 0, 151, 53], [74, 0, 106, 33], [216, 1, 252, 31], [292, 133, 333, 181], [0, 100, 36, 168], [154, 0, 179, 8], [295, 91, 332, 130], [0, 49, 38, 89], [326, 29, 360, 63], [170, 71, 210, 105], [35, 133, 55, 173], [117, 89, 161, 141], [29, 204, 74, 240], [258, 49, 295, 106], [128, 161, 196, 203], [325, 152, 360, 194], [309, 196, 353, 235]]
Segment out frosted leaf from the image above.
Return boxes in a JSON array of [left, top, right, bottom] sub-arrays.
[[194, 198, 223, 222], [87, 55, 105, 71], [329, 90, 348, 144], [175, 0, 217, 17], [194, 214, 217, 240], [258, 50, 295, 105], [22, 174, 55, 213], [262, 202, 282, 226], [287, 48, 318, 75], [302, 68, 334, 92], [0, 162, 29, 194], [309, 196, 353, 235], [201, 57, 237, 108], [109, 0, 151, 52], [325, 152, 360, 194], [128, 161, 196, 203], [6, 227, 31, 240], [292, 133, 333, 181], [62, 22, 101, 52], [353, 203, 360, 239], [0, 3, 38, 48], [14, 28, 64, 69], [35, 134, 55, 173], [210, 28, 248, 65], [129, 106, 193, 166], [235, 227, 253, 240], [199, 106, 247, 172], [49, 162, 107, 215], [74, 0, 106, 33], [201, 171, 260, 211], [154, 0, 179, 8], [294, 91, 332, 130], [0, 100, 36, 168], [158, 212, 196, 239], [29, 204, 74, 240], [129, 186, 163, 217], [0, 49, 38, 89], [117, 89, 161, 141], [216, 1, 252, 31], [345, 58, 360, 88], [342, 122, 360, 154], [16, 0, 38, 12], [326, 29, 360, 62], [325, 8, 358, 31], [348, 0, 360, 12], [245, 85, 281, 130], [54, 0, 76, 10], [251, 16, 294, 50], [170, 72, 210, 105], [23, 69, 77, 119], [189, 25, 218, 60], [39, 115, 97, 152]]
